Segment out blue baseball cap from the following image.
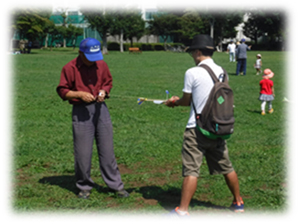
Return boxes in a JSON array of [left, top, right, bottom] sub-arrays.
[[79, 38, 103, 62]]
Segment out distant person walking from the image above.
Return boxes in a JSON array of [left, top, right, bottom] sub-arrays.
[[254, 54, 262, 75], [227, 40, 236, 62], [236, 38, 251, 75]]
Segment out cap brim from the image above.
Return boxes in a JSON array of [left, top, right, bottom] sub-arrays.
[[186, 46, 215, 52], [84, 52, 103, 62]]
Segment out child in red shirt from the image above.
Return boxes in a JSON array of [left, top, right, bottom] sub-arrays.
[[259, 69, 275, 115]]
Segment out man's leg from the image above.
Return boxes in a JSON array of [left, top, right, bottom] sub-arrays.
[[224, 171, 242, 203], [95, 103, 124, 191], [236, 60, 242, 75], [243, 59, 247, 75], [72, 104, 96, 192], [179, 176, 198, 211], [178, 128, 204, 212]]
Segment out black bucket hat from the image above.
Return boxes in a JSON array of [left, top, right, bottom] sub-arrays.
[[186, 34, 215, 52]]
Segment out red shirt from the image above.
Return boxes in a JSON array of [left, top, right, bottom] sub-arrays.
[[56, 56, 113, 104], [259, 79, 273, 95]]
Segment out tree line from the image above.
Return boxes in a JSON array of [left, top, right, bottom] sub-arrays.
[[11, 7, 285, 53]]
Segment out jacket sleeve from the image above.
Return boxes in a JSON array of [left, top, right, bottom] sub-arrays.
[[100, 62, 113, 96], [56, 66, 73, 100]]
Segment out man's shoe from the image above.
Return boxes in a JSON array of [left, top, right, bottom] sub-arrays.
[[115, 189, 129, 198], [168, 207, 190, 217], [230, 198, 244, 212], [78, 190, 90, 199]]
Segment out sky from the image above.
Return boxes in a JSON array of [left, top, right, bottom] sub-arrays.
[[2, 0, 298, 224]]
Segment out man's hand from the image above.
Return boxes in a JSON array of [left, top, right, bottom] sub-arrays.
[[79, 91, 96, 103], [97, 90, 106, 102], [165, 96, 180, 108], [65, 90, 95, 103]]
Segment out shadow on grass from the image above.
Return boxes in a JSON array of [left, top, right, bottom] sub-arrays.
[[39, 175, 228, 211], [247, 109, 261, 114], [39, 175, 112, 195], [133, 186, 228, 211], [39, 175, 78, 195]]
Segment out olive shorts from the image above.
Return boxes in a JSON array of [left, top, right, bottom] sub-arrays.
[[182, 128, 234, 177]]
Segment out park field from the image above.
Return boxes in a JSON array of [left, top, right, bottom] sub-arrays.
[[12, 48, 287, 215]]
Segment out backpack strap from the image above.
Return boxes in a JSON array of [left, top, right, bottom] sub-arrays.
[[191, 64, 228, 117], [199, 64, 228, 83]]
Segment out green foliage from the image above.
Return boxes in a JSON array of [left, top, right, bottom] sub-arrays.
[[204, 11, 244, 40], [12, 9, 51, 41], [123, 12, 145, 46], [177, 10, 207, 41], [66, 24, 83, 49], [244, 10, 285, 45], [13, 49, 286, 214], [107, 42, 170, 51], [148, 13, 180, 47]]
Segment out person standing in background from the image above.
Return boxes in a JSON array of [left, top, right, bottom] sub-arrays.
[[227, 40, 236, 62], [236, 38, 251, 75]]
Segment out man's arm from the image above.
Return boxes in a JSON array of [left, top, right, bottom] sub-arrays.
[[165, 92, 192, 108], [65, 90, 96, 103], [97, 61, 113, 102]]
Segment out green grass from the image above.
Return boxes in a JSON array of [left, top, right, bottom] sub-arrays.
[[12, 48, 287, 215]]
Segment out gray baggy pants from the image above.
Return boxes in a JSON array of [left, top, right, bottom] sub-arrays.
[[72, 102, 124, 191]]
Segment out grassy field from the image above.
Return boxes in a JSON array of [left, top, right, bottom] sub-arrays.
[[12, 48, 287, 215]]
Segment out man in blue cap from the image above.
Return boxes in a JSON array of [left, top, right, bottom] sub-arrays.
[[236, 38, 252, 75], [57, 38, 129, 199]]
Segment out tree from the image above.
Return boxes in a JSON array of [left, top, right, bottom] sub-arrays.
[[12, 9, 51, 48], [81, 8, 114, 54], [109, 11, 125, 52], [66, 24, 83, 50], [47, 21, 65, 51], [109, 9, 145, 50], [122, 10, 145, 47], [51, 8, 73, 48], [39, 16, 53, 48], [243, 10, 285, 46], [148, 12, 179, 50], [199, 11, 243, 51], [177, 10, 207, 45]]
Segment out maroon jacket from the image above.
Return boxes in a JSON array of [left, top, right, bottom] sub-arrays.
[[56, 56, 113, 104]]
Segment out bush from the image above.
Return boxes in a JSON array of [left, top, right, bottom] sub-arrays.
[[107, 42, 167, 51], [108, 42, 120, 51], [141, 44, 153, 51], [152, 44, 164, 51]]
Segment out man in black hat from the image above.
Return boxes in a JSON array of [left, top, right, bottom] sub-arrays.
[[165, 34, 244, 215]]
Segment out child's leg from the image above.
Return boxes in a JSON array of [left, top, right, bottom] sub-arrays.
[[268, 101, 274, 113], [261, 101, 266, 112], [268, 101, 272, 110]]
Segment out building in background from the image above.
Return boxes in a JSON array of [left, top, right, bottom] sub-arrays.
[[50, 6, 160, 46]]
